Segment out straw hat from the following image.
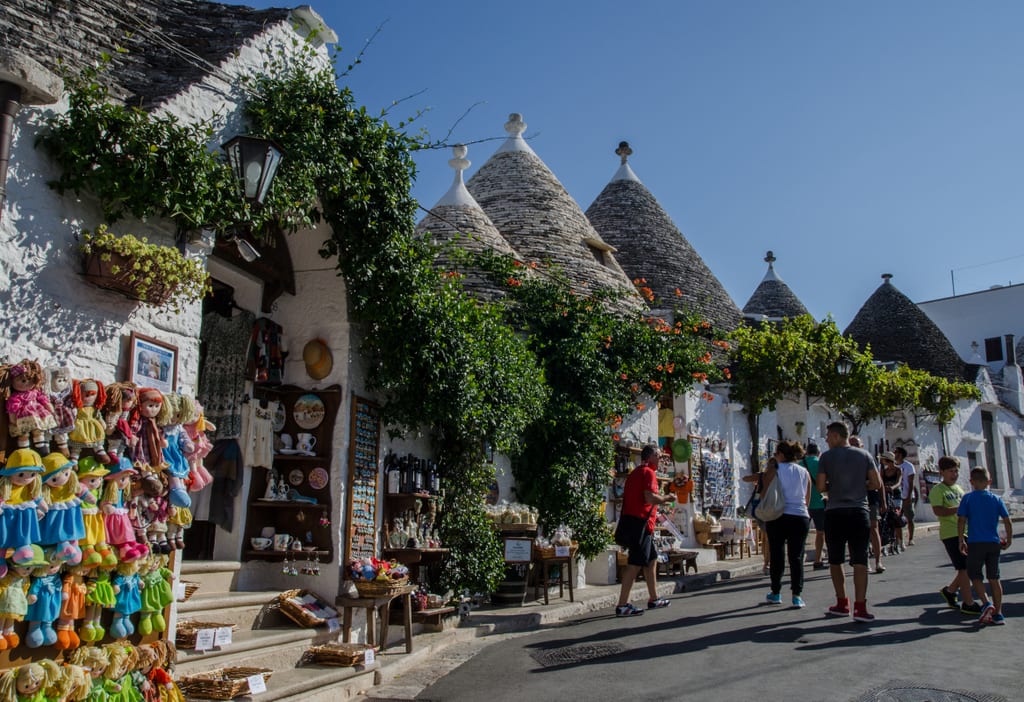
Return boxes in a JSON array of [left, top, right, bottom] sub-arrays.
[[302, 339, 333, 380]]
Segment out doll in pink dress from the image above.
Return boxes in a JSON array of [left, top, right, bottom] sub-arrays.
[[102, 382, 138, 464], [0, 360, 57, 452], [182, 401, 215, 492], [68, 379, 111, 463], [46, 365, 77, 457], [101, 457, 148, 562]]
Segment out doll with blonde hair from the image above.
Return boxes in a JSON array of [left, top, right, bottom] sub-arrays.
[[76, 457, 116, 569], [101, 457, 148, 563], [102, 383, 138, 465], [158, 394, 192, 509], [50, 664, 91, 702], [69, 646, 111, 702], [40, 452, 85, 564], [0, 448, 46, 567], [102, 644, 139, 702], [182, 401, 215, 492], [0, 359, 58, 452], [80, 565, 116, 643], [0, 545, 47, 650], [0, 661, 62, 702], [68, 379, 110, 463], [137, 555, 173, 635], [25, 549, 63, 648], [110, 559, 142, 639]]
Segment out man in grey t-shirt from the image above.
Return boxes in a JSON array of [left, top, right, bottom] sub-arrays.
[[817, 422, 882, 621]]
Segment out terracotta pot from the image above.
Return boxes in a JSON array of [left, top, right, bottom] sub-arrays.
[[82, 250, 172, 305]]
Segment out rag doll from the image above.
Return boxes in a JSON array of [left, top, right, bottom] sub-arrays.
[[39, 452, 85, 564], [25, 551, 62, 648], [80, 567, 116, 643], [46, 364, 77, 458], [0, 448, 46, 566], [0, 661, 61, 702], [102, 382, 138, 464], [166, 503, 191, 552], [137, 555, 172, 635], [157, 394, 191, 509], [130, 646, 159, 702], [51, 664, 91, 702], [68, 379, 110, 463], [182, 401, 215, 492], [0, 360, 57, 452], [69, 646, 111, 702], [129, 389, 166, 473], [138, 479, 170, 556], [0, 546, 46, 650], [101, 457, 148, 562], [55, 564, 88, 651], [103, 644, 141, 702], [110, 560, 142, 639], [147, 642, 183, 702], [77, 457, 116, 569]]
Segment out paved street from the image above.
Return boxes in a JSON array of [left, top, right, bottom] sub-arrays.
[[412, 530, 1021, 702]]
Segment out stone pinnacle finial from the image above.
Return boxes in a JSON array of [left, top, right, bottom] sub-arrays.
[[764, 250, 776, 265], [505, 113, 527, 137], [448, 144, 470, 173], [616, 141, 633, 165], [882, 273, 893, 283]]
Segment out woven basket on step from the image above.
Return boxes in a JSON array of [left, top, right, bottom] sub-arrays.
[[352, 577, 409, 598], [277, 588, 338, 627], [181, 581, 200, 602], [301, 642, 374, 667], [175, 621, 237, 649], [178, 667, 272, 700]]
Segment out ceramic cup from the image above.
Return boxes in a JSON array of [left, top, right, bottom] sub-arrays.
[[280, 434, 294, 451], [297, 433, 316, 453], [273, 533, 292, 551]]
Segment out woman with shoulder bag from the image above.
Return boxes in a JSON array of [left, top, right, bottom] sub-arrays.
[[761, 440, 812, 607], [742, 458, 776, 576]]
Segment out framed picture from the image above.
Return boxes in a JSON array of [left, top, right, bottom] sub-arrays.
[[127, 332, 178, 394]]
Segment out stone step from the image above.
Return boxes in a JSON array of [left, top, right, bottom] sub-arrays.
[[177, 591, 285, 630], [249, 663, 380, 702], [180, 560, 242, 595], [175, 626, 338, 677]]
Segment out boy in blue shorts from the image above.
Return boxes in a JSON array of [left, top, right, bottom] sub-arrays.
[[957, 466, 1013, 624]]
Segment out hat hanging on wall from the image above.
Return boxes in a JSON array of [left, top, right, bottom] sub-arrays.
[[302, 339, 333, 380], [671, 438, 692, 463]]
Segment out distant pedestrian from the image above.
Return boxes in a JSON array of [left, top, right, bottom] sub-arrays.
[[957, 466, 1013, 625], [851, 436, 885, 572], [894, 447, 917, 546], [802, 442, 827, 570], [614, 444, 675, 617], [817, 421, 882, 622], [762, 440, 812, 608], [928, 456, 979, 615], [879, 452, 904, 551]]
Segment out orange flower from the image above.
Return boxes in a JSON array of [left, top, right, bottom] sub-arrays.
[[513, 260, 523, 267], [675, 287, 682, 297], [506, 277, 522, 287], [620, 373, 629, 380], [723, 368, 731, 379], [612, 433, 620, 441]]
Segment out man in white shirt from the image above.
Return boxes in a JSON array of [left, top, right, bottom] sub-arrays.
[[894, 447, 917, 545]]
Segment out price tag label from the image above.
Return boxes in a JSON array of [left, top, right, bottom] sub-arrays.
[[246, 675, 267, 695], [194, 629, 215, 651], [554, 546, 570, 557], [174, 582, 186, 601], [214, 627, 233, 647], [363, 648, 375, 665], [326, 617, 340, 633]]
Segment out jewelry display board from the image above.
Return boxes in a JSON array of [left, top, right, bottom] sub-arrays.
[[343, 395, 381, 566], [688, 434, 706, 510]]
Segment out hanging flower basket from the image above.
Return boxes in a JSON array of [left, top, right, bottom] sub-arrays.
[[79, 225, 211, 311]]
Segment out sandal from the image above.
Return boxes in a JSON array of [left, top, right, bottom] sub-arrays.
[[875, 563, 886, 573], [647, 597, 671, 609], [615, 603, 644, 617]]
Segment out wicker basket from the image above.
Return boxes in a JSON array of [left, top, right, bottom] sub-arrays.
[[277, 588, 338, 627], [181, 581, 201, 602], [178, 667, 272, 700], [352, 577, 409, 598], [175, 621, 238, 649], [532, 541, 578, 560], [301, 643, 374, 667]]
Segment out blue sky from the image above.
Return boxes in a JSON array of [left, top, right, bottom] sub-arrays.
[[235, 1, 1023, 328]]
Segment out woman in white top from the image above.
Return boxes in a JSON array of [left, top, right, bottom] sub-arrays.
[[762, 440, 812, 608]]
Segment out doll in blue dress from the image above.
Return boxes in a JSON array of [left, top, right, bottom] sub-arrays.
[[159, 393, 192, 509], [110, 561, 142, 639], [0, 449, 45, 569], [39, 452, 86, 564], [0, 545, 47, 650], [25, 550, 62, 648]]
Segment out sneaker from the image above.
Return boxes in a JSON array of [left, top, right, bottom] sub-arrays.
[[765, 592, 782, 605], [940, 587, 959, 609], [792, 595, 806, 608], [979, 603, 995, 624], [991, 613, 1006, 625], [907, 539, 915, 546], [615, 603, 644, 617], [812, 562, 827, 571], [853, 607, 876, 622], [960, 602, 983, 615], [827, 599, 850, 616], [647, 597, 670, 609]]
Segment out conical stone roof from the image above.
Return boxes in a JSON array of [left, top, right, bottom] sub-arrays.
[[584, 142, 743, 330], [415, 145, 521, 301], [844, 274, 967, 380], [466, 114, 639, 306], [742, 251, 810, 321]]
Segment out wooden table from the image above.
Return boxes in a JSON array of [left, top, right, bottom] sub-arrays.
[[532, 555, 574, 605], [337, 583, 416, 653]]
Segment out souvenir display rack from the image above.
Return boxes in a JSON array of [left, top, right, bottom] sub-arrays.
[[343, 395, 381, 566]]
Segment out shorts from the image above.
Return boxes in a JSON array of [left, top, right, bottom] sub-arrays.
[[966, 542, 1001, 581], [941, 536, 968, 571], [867, 491, 880, 522], [809, 508, 826, 532], [824, 508, 870, 566], [617, 515, 658, 567]]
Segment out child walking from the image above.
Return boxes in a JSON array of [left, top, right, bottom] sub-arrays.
[[957, 466, 1013, 625]]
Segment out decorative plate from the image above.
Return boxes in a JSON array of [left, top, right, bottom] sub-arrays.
[[288, 469, 305, 487], [272, 402, 287, 432], [293, 393, 325, 430], [687, 419, 700, 435], [308, 467, 329, 490]]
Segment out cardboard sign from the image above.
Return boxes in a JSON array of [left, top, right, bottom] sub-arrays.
[[194, 628, 215, 651], [246, 675, 267, 695], [363, 648, 375, 665], [214, 627, 233, 647]]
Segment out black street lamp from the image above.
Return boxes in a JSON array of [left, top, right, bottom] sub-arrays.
[[836, 355, 854, 376], [222, 135, 284, 206]]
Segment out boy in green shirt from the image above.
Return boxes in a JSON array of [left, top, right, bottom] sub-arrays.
[[928, 456, 979, 614]]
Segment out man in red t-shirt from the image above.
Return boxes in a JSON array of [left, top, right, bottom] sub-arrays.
[[615, 444, 675, 616]]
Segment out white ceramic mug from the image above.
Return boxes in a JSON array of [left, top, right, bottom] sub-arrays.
[[279, 434, 294, 450], [273, 533, 292, 551], [297, 433, 316, 453]]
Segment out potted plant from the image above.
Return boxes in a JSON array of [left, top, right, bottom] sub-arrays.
[[80, 224, 211, 311]]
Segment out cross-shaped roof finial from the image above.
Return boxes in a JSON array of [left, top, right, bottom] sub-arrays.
[[615, 141, 633, 165], [764, 250, 776, 265]]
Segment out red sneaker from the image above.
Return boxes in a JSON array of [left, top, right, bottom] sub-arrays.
[[827, 598, 850, 616], [853, 607, 875, 622]]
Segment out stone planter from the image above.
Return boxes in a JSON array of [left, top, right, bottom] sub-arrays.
[[82, 250, 172, 306]]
